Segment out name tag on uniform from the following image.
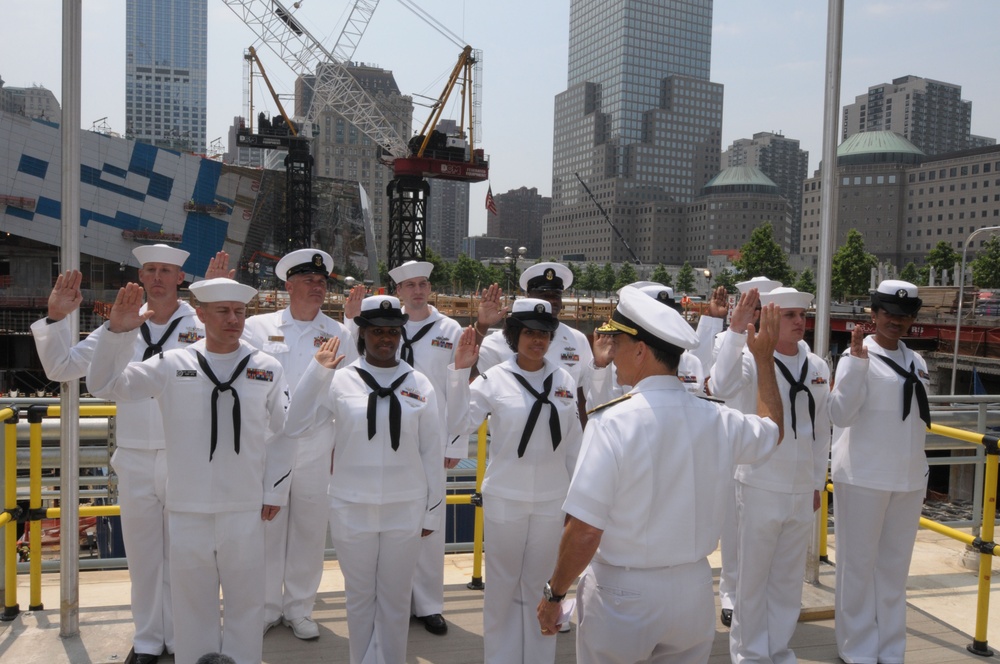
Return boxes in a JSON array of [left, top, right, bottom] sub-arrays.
[[177, 370, 198, 378], [246, 368, 274, 382], [268, 335, 284, 342], [431, 336, 453, 350]]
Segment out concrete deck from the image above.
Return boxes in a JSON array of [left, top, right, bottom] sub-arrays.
[[2, 529, 999, 663]]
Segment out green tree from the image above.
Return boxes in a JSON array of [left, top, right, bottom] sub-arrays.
[[972, 236, 1000, 288], [377, 260, 389, 289], [452, 254, 482, 293], [831, 229, 877, 300], [579, 263, 600, 295], [713, 268, 738, 293], [921, 241, 961, 285], [732, 222, 795, 285], [566, 262, 581, 292], [599, 262, 616, 296], [650, 264, 673, 287], [899, 261, 921, 285], [675, 261, 696, 293], [423, 248, 452, 292], [614, 262, 638, 290], [794, 268, 816, 295]]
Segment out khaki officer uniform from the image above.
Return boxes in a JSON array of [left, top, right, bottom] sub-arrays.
[[29, 244, 203, 660], [87, 279, 293, 664], [243, 249, 359, 635]]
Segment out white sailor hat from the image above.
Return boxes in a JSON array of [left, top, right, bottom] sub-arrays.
[[189, 278, 257, 304], [871, 279, 922, 316], [760, 286, 814, 310], [132, 244, 189, 268], [508, 298, 559, 332], [275, 248, 333, 281], [736, 276, 782, 294], [389, 260, 433, 285], [596, 286, 699, 351], [520, 262, 573, 292], [355, 295, 408, 327], [634, 283, 681, 314]]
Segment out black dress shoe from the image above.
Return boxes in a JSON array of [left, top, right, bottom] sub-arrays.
[[417, 613, 448, 635], [720, 608, 733, 628], [125, 649, 160, 664]]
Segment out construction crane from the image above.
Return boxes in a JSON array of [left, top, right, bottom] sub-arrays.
[[221, 0, 489, 269]]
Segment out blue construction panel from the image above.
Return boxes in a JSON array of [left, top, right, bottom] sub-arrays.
[[128, 142, 158, 178], [146, 172, 173, 201], [182, 214, 227, 271], [35, 197, 60, 219], [116, 210, 158, 231], [17, 154, 49, 179], [102, 163, 128, 179], [191, 159, 222, 203], [4, 206, 34, 221], [81, 165, 146, 202]]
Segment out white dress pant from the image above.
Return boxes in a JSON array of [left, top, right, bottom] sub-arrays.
[[833, 483, 924, 664], [730, 483, 813, 664], [576, 558, 715, 664], [330, 497, 423, 664], [264, 434, 333, 623], [719, 476, 739, 612], [410, 521, 446, 617], [168, 510, 265, 664], [111, 447, 172, 656], [483, 494, 563, 664]]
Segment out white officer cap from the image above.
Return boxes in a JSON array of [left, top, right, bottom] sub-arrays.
[[355, 295, 408, 327], [597, 286, 699, 351], [132, 244, 189, 268], [736, 276, 782, 294], [508, 298, 559, 332], [275, 248, 333, 281], [871, 279, 922, 316], [760, 286, 814, 310], [520, 262, 573, 292], [388, 260, 433, 285], [189, 278, 257, 304]]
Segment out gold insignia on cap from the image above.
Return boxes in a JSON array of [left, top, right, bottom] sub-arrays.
[[380, 299, 391, 310], [312, 253, 324, 267], [544, 268, 555, 281], [896, 288, 908, 298], [534, 303, 545, 313]]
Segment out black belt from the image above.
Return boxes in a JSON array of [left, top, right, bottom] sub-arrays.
[[140, 317, 183, 360], [195, 352, 252, 461], [355, 368, 410, 451], [510, 372, 561, 458]]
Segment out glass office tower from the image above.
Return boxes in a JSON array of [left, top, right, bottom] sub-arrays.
[[126, 0, 208, 153]]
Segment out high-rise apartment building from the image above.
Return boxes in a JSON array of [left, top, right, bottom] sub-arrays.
[[842, 76, 995, 157], [722, 132, 808, 252], [125, 0, 208, 153], [543, 0, 723, 264], [486, 186, 552, 259], [297, 63, 413, 262], [425, 119, 470, 260]]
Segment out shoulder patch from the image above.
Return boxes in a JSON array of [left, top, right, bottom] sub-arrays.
[[587, 393, 632, 416]]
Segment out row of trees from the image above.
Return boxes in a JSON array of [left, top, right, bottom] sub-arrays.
[[368, 222, 1000, 298]]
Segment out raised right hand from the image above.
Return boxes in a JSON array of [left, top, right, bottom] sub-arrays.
[[454, 326, 480, 370], [47, 270, 84, 321], [593, 331, 615, 368], [314, 336, 346, 370], [475, 283, 508, 332], [344, 285, 365, 322], [109, 282, 153, 333], [707, 285, 729, 319], [849, 324, 868, 359], [729, 288, 760, 334]]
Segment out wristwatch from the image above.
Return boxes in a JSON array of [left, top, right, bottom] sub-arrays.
[[543, 580, 565, 603]]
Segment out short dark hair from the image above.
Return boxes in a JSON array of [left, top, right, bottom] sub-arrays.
[[502, 318, 555, 352], [196, 654, 236, 664], [648, 342, 681, 372]]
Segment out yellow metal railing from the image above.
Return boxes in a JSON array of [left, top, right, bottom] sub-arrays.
[[821, 421, 999, 657]]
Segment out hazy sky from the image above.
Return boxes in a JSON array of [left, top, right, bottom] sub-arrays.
[[3, 0, 998, 237]]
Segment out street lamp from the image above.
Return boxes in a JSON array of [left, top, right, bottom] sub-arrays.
[[503, 245, 527, 296], [247, 261, 261, 288], [344, 275, 356, 295], [703, 268, 713, 297], [950, 224, 1000, 394]]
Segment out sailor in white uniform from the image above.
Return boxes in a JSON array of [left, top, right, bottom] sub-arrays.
[[537, 286, 784, 664], [474, 262, 593, 422], [706, 275, 782, 628], [829, 280, 930, 664], [285, 295, 445, 664], [243, 248, 358, 640], [30, 244, 209, 664], [448, 298, 583, 664], [87, 278, 293, 664], [710, 287, 831, 664]]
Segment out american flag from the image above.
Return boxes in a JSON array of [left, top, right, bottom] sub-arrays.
[[485, 185, 498, 215]]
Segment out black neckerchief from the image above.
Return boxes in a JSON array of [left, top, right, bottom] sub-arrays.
[[140, 317, 183, 360], [870, 351, 931, 427], [355, 367, 410, 451], [400, 320, 436, 366], [774, 355, 816, 440], [510, 371, 561, 458], [195, 351, 252, 461]]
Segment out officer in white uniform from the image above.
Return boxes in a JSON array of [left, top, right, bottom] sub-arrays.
[[449, 298, 583, 664], [87, 278, 293, 664], [537, 286, 785, 664], [242, 248, 358, 640], [475, 262, 593, 421], [587, 282, 705, 406], [706, 275, 782, 628], [710, 287, 831, 664], [285, 295, 445, 664], [829, 280, 929, 664], [30, 244, 206, 664]]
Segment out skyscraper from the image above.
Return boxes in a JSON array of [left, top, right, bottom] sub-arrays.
[[425, 120, 470, 260], [543, 0, 723, 264], [486, 186, 551, 259], [842, 75, 995, 157], [125, 0, 208, 153]]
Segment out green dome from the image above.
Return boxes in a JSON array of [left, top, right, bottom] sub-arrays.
[[837, 131, 924, 166], [702, 166, 778, 195]]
